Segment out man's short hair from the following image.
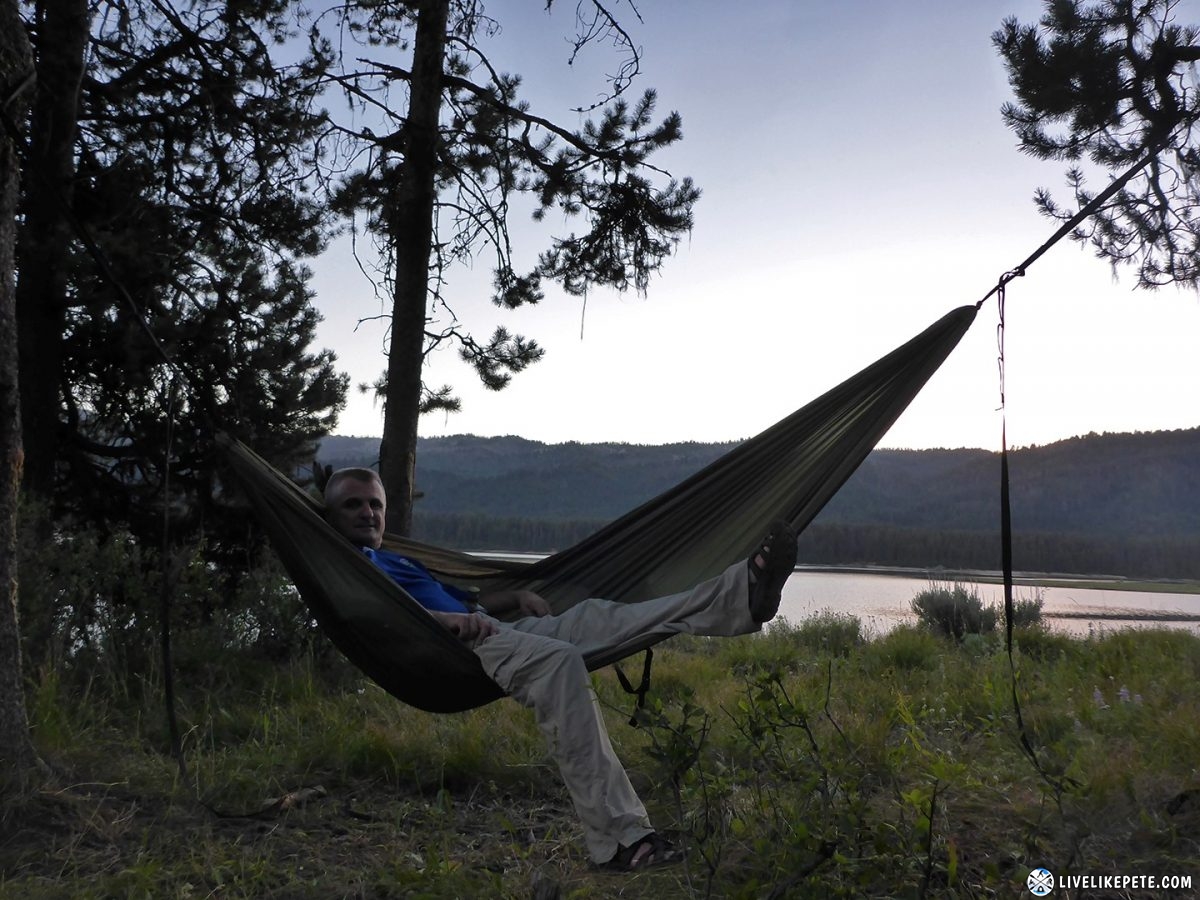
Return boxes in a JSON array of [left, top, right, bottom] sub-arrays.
[[323, 467, 384, 502]]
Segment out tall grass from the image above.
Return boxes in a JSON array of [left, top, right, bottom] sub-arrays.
[[6, 533, 1199, 898], [8, 622, 1197, 898]]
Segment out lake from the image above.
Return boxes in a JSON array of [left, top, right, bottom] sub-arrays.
[[780, 569, 1200, 637]]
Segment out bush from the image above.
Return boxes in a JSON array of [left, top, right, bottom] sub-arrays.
[[911, 583, 1044, 640], [787, 610, 865, 658], [1010, 590, 1046, 630], [865, 625, 942, 672], [1014, 625, 1078, 662], [18, 512, 328, 693], [911, 583, 997, 639]]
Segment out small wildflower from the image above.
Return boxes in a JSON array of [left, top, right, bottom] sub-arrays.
[[1093, 687, 1109, 710], [1134, 693, 1144, 705], [1118, 685, 1131, 704]]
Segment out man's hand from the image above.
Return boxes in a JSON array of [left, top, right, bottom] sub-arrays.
[[477, 589, 552, 618], [511, 590, 552, 618], [431, 610, 499, 643]]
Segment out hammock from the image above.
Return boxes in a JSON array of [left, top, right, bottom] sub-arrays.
[[219, 304, 977, 713]]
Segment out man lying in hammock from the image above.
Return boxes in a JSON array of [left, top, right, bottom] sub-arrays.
[[322, 466, 797, 873]]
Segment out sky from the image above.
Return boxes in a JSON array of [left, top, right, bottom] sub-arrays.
[[308, 0, 1200, 452]]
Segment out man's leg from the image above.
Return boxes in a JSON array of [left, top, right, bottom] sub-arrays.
[[510, 557, 758, 663], [472, 627, 652, 864]]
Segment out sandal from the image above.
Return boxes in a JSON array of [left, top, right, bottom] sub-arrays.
[[748, 520, 798, 624], [596, 832, 685, 873]]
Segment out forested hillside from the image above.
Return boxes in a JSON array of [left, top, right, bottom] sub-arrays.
[[317, 428, 1200, 578]]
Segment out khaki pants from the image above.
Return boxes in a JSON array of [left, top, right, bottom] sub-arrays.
[[471, 560, 756, 863]]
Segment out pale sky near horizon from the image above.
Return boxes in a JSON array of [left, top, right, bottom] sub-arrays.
[[309, 0, 1200, 452]]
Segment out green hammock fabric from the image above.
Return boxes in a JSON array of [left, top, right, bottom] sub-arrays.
[[219, 304, 977, 713]]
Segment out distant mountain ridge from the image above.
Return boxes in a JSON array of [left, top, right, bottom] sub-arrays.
[[314, 429, 1200, 578], [317, 427, 1200, 541], [317, 434, 739, 520]]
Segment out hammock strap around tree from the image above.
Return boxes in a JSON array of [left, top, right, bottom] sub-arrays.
[[219, 302, 977, 713]]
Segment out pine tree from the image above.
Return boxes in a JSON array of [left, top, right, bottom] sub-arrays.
[[318, 0, 699, 533], [995, 0, 1200, 287], [15, 0, 348, 537]]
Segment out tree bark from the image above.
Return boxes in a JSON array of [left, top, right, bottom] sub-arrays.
[[377, 0, 449, 535], [14, 0, 89, 497], [0, 0, 39, 788]]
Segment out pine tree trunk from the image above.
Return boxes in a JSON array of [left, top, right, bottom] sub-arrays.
[[0, 0, 39, 787], [377, 0, 449, 535], [14, 0, 89, 497]]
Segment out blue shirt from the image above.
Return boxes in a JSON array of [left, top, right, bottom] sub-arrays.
[[362, 547, 474, 614]]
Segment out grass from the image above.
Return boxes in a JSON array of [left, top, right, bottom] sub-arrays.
[[4, 622, 1200, 898]]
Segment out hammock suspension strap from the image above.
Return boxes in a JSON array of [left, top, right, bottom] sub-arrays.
[[612, 648, 655, 726], [994, 278, 1077, 793]]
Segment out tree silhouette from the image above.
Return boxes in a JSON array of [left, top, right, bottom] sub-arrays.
[[995, 0, 1200, 287], [0, 0, 39, 788], [15, 0, 348, 536], [317, 0, 699, 533]]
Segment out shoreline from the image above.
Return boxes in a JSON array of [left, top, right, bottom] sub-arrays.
[[792, 564, 1200, 595], [474, 551, 1200, 596]]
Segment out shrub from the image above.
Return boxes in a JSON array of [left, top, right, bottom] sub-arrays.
[[18, 509, 329, 693], [865, 625, 941, 673], [1014, 625, 1077, 662], [909, 584, 1043, 640], [17, 522, 159, 682], [715, 612, 866, 676], [911, 583, 997, 639], [1010, 590, 1045, 629], [787, 610, 865, 658]]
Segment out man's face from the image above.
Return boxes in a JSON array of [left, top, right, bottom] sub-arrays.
[[325, 476, 387, 549]]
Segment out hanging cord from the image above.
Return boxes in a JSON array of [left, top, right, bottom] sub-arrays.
[[995, 284, 1012, 658], [994, 285, 1023, 748], [159, 375, 187, 779], [994, 283, 1075, 795], [613, 648, 654, 726], [974, 142, 1169, 794]]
